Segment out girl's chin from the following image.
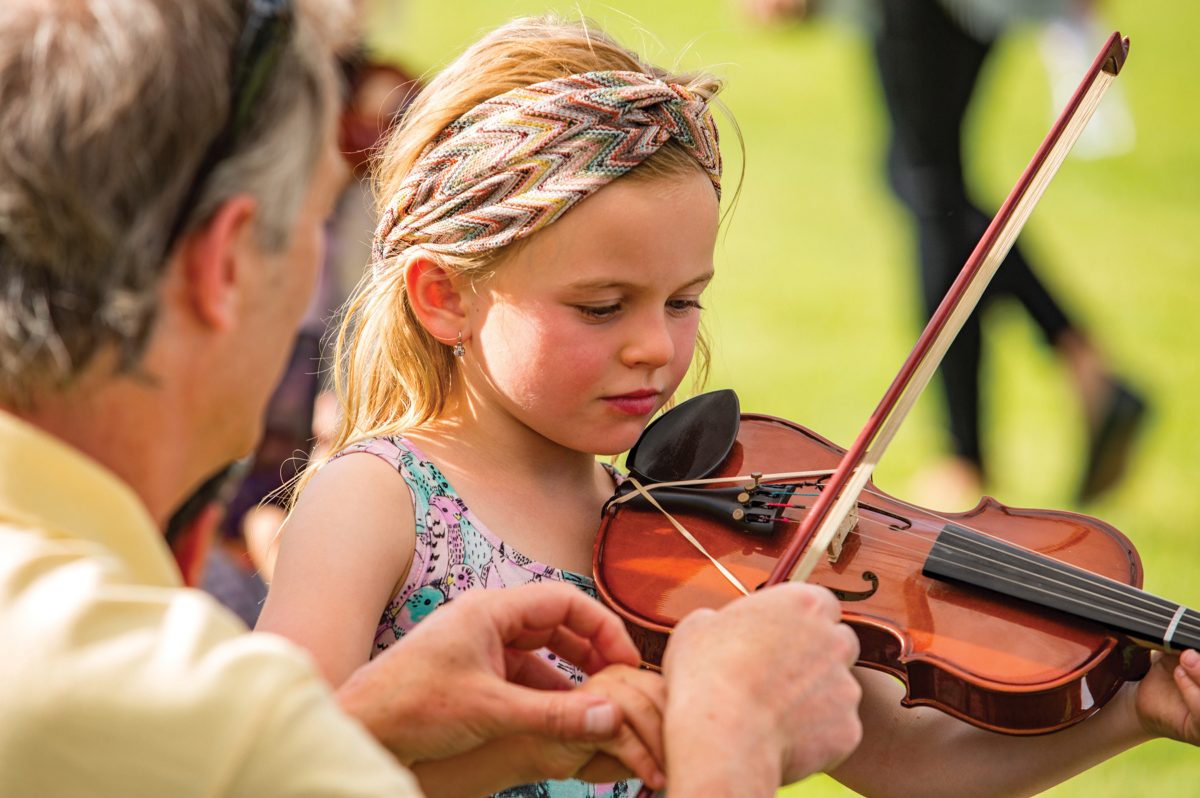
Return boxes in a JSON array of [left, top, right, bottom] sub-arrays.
[[575, 428, 648, 460]]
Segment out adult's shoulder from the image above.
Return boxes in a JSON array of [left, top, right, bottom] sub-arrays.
[[0, 526, 420, 797]]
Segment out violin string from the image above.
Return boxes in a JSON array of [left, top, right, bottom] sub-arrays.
[[776, 512, 1200, 638], [620, 472, 1198, 637], [855, 518, 1196, 635], [799, 479, 1196, 628], [775, 514, 938, 567], [919, 548, 1197, 640], [901, 500, 1194, 627], [606, 470, 835, 508], [771, 498, 1196, 634], [926, 529, 1199, 634]]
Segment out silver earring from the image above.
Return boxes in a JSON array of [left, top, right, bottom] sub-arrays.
[[452, 333, 465, 358]]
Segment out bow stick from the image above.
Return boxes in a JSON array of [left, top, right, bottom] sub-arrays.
[[766, 30, 1130, 588], [636, 29, 1129, 798]]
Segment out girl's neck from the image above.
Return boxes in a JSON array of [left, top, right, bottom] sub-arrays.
[[403, 393, 616, 575], [406, 392, 608, 495]]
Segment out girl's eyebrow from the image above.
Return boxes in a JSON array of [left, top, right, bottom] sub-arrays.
[[566, 271, 715, 292]]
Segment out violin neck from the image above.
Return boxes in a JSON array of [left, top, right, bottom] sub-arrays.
[[924, 524, 1200, 652]]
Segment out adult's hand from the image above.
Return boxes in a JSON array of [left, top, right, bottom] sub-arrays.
[[660, 583, 863, 796], [336, 582, 641, 765]]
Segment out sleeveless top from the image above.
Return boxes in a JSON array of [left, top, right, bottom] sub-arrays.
[[336, 436, 636, 798]]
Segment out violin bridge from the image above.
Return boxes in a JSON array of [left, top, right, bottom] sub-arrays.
[[827, 505, 858, 563]]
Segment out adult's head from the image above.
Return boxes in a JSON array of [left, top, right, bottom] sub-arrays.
[[0, 0, 350, 521]]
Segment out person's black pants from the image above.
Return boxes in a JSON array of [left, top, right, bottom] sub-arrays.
[[872, 0, 1073, 470]]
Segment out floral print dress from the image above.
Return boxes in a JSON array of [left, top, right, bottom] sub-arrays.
[[335, 436, 636, 798]]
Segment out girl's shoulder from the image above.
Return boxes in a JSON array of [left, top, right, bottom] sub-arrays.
[[334, 435, 416, 471], [332, 435, 448, 500]]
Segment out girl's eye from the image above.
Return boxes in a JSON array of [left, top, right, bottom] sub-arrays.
[[667, 298, 704, 315], [575, 303, 621, 321]]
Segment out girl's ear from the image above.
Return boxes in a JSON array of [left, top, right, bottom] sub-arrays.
[[404, 252, 469, 344]]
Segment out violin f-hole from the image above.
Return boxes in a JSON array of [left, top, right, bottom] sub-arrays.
[[822, 570, 880, 603]]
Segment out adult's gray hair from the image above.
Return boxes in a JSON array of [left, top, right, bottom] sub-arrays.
[[0, 0, 349, 404]]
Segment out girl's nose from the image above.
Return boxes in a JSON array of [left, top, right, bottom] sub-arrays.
[[621, 312, 675, 368]]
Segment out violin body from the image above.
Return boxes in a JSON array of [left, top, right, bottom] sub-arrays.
[[594, 407, 1154, 735]]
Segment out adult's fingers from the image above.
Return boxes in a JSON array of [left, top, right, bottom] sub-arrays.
[[486, 681, 624, 742], [764, 581, 843, 622], [834, 620, 861, 666], [482, 583, 641, 671]]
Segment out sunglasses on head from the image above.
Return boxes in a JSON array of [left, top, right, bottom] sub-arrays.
[[164, 0, 294, 251]]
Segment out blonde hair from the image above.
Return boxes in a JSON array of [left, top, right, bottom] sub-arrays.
[[307, 15, 729, 494]]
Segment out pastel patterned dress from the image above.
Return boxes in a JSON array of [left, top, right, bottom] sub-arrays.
[[336, 436, 636, 798]]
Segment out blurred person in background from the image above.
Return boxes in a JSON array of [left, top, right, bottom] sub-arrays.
[[742, 0, 1147, 510]]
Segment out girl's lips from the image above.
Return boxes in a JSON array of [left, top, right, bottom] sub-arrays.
[[603, 391, 660, 416]]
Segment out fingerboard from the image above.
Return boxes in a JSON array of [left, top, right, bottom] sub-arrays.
[[924, 523, 1200, 652]]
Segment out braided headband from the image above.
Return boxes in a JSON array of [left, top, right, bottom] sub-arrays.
[[371, 70, 721, 267]]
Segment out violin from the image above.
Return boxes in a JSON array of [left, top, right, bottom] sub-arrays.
[[592, 31, 1196, 740], [593, 389, 1200, 735]]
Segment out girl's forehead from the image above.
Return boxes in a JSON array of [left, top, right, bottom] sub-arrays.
[[491, 172, 719, 286]]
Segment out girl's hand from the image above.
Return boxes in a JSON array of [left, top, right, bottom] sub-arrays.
[[1135, 649, 1200, 743], [519, 664, 668, 790]]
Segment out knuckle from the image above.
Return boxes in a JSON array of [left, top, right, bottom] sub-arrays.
[[833, 624, 860, 661], [543, 696, 570, 738], [672, 607, 714, 641], [841, 673, 863, 707], [838, 714, 864, 753]]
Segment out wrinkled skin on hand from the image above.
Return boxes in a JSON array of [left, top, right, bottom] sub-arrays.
[[337, 582, 642, 765], [661, 583, 863, 796]]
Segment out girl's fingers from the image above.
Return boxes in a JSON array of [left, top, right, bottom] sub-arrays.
[[574, 752, 630, 784], [581, 665, 667, 786], [1174, 649, 1200, 741]]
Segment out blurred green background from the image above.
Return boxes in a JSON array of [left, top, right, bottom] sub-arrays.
[[367, 1, 1200, 794]]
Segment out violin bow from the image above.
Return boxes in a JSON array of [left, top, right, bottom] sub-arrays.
[[635, 33, 1129, 798], [766, 31, 1130, 585]]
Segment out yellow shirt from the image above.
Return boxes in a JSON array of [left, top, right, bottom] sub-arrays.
[[0, 411, 422, 797]]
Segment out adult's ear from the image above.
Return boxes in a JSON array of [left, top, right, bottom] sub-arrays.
[[403, 251, 470, 345], [178, 196, 260, 331]]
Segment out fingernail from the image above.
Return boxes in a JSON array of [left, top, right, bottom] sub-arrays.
[[1182, 649, 1199, 669], [584, 703, 616, 735]]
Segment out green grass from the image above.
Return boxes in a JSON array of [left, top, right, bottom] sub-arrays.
[[368, 1, 1200, 794]]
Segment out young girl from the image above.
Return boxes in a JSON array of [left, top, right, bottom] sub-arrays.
[[258, 15, 720, 797], [257, 13, 1200, 798]]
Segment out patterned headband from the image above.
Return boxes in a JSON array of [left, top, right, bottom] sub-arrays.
[[371, 70, 721, 267]]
